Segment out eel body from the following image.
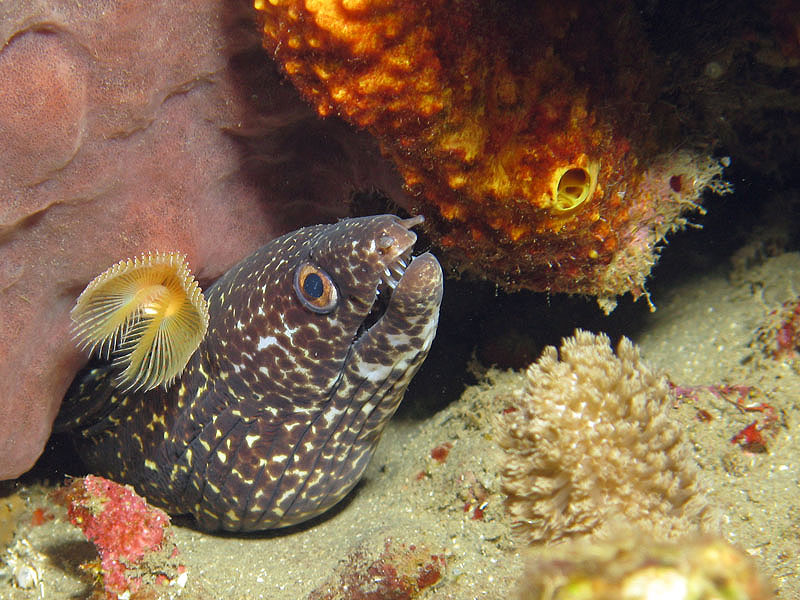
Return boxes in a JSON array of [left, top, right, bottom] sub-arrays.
[[59, 215, 443, 532]]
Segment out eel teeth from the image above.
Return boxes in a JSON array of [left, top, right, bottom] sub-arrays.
[[382, 269, 397, 289], [378, 246, 414, 291]]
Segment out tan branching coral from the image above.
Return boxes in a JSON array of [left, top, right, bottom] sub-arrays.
[[497, 330, 713, 545]]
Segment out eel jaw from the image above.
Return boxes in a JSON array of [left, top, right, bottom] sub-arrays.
[[356, 215, 424, 339], [356, 247, 443, 357]]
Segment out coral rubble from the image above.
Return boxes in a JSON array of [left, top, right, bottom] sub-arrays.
[[255, 0, 730, 304], [753, 294, 800, 363], [53, 475, 185, 599], [497, 330, 713, 545], [307, 539, 445, 600]]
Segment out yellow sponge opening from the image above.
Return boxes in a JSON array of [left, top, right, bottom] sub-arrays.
[[550, 161, 600, 214]]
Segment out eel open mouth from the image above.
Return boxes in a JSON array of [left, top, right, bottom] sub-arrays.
[[357, 215, 423, 338]]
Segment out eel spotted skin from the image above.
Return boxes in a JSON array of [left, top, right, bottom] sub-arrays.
[[58, 215, 443, 532]]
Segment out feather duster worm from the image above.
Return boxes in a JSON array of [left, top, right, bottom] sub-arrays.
[[71, 251, 209, 391], [255, 0, 731, 306]]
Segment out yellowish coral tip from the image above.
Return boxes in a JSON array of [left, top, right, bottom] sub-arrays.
[[71, 251, 209, 392]]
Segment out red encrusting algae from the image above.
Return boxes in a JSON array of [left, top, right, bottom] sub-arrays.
[[307, 538, 445, 600], [670, 382, 779, 453], [52, 475, 186, 599], [429, 442, 452, 463]]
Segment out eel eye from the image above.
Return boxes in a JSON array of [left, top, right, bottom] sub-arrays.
[[294, 262, 338, 313]]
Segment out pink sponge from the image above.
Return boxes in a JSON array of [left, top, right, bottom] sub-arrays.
[[0, 0, 405, 479]]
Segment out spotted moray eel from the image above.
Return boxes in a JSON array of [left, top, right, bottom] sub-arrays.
[[58, 215, 443, 532]]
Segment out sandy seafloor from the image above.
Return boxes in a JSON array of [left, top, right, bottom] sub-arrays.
[[2, 189, 800, 599]]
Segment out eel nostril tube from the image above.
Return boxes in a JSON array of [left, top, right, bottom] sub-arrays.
[[398, 215, 425, 229]]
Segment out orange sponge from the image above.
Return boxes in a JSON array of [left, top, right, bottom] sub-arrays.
[[255, 0, 730, 305]]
